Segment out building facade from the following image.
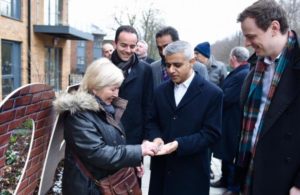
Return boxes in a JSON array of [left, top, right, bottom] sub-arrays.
[[0, 0, 104, 100]]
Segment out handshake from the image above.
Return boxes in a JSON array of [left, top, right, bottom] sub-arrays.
[[141, 138, 178, 157]]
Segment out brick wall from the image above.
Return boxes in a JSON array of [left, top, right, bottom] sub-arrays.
[[0, 83, 55, 195]]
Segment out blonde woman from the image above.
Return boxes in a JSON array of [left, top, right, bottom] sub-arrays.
[[53, 58, 158, 194]]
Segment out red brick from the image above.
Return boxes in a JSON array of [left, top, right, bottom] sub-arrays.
[[0, 133, 10, 146], [30, 145, 43, 157], [26, 162, 41, 177], [33, 137, 43, 147], [1, 99, 14, 111], [29, 173, 37, 183], [44, 85, 53, 91], [0, 146, 6, 157], [31, 93, 42, 104], [0, 156, 5, 169], [17, 178, 29, 191], [15, 95, 32, 107], [43, 134, 51, 145], [20, 86, 30, 95], [22, 180, 38, 195], [31, 156, 39, 164], [0, 110, 15, 124], [41, 99, 53, 109], [36, 119, 46, 130], [10, 91, 20, 98], [15, 107, 26, 119], [25, 103, 42, 115], [27, 114, 37, 121], [29, 84, 45, 93], [36, 108, 52, 120], [44, 115, 55, 127], [0, 124, 8, 135], [8, 118, 26, 130], [41, 90, 55, 100]]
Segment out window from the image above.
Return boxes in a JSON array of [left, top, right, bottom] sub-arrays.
[[44, 0, 63, 25], [1, 40, 21, 98], [93, 38, 101, 60], [76, 41, 86, 73], [0, 0, 21, 20], [45, 47, 62, 91]]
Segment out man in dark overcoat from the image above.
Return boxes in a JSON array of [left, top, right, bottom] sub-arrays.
[[212, 46, 250, 194], [111, 25, 154, 145], [146, 40, 223, 195], [234, 1, 300, 194]]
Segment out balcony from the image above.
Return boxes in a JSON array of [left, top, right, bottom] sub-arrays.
[[33, 25, 93, 41]]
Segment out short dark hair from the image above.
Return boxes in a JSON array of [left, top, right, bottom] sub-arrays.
[[114, 25, 138, 42], [237, 0, 289, 34], [155, 26, 179, 41]]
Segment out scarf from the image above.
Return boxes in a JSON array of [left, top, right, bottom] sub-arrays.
[[111, 50, 138, 78], [95, 95, 115, 116], [237, 31, 296, 194]]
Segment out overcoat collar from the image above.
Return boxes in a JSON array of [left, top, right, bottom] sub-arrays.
[[164, 73, 205, 110]]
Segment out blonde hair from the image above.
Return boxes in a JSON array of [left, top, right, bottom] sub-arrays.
[[79, 58, 124, 92]]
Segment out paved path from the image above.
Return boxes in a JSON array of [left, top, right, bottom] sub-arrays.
[[142, 156, 226, 195]]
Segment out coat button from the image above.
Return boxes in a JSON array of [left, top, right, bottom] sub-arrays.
[[173, 115, 177, 120]]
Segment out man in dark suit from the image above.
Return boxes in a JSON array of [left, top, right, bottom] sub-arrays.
[[234, 1, 300, 194], [151, 26, 208, 89], [110, 25, 153, 145], [211, 46, 250, 195], [146, 40, 223, 195]]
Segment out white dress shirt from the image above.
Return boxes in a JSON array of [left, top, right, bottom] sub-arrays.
[[174, 71, 195, 106]]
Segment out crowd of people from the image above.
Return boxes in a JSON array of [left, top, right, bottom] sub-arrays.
[[53, 0, 300, 194]]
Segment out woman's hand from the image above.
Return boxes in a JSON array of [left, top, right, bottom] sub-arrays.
[[135, 164, 144, 178], [141, 140, 159, 156]]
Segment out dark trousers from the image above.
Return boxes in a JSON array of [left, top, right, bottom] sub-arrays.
[[221, 160, 241, 192]]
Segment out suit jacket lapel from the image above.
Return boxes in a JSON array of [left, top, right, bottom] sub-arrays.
[[164, 81, 176, 110], [122, 66, 137, 86], [261, 62, 300, 137], [176, 75, 203, 110]]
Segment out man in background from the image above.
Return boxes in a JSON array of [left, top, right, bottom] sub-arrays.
[[151, 26, 208, 88], [212, 46, 250, 195], [110, 25, 153, 146], [136, 40, 155, 64], [194, 41, 227, 86], [102, 42, 114, 59]]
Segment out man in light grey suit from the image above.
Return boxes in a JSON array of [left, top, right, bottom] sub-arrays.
[[151, 26, 208, 88]]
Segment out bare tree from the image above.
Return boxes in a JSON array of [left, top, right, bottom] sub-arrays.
[[211, 31, 246, 65], [139, 7, 165, 60], [280, 0, 300, 33], [211, 0, 300, 66], [111, 4, 165, 61]]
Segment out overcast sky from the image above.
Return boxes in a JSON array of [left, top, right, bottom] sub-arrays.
[[69, 0, 257, 46]]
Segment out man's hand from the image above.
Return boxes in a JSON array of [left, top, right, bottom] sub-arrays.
[[156, 141, 178, 155], [153, 137, 164, 147], [290, 186, 300, 195]]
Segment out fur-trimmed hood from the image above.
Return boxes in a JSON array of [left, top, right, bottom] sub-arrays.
[[53, 91, 100, 114]]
